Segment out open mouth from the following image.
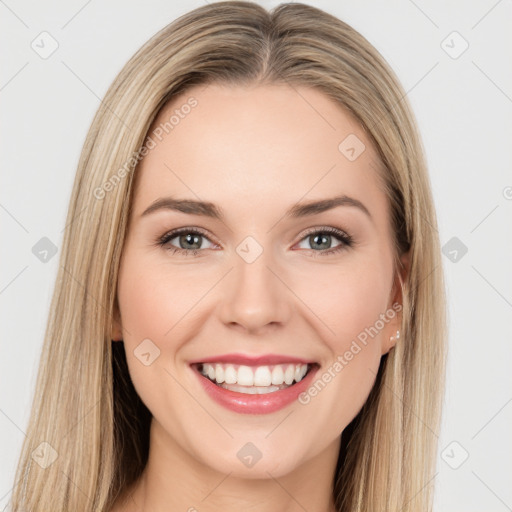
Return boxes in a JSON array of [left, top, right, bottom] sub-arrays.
[[192, 362, 316, 395]]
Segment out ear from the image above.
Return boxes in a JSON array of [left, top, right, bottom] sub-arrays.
[[111, 298, 124, 341], [381, 250, 410, 355]]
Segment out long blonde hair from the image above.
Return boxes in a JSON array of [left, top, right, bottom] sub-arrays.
[[9, 2, 446, 510]]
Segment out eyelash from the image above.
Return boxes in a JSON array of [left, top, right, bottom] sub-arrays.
[[156, 226, 354, 258]]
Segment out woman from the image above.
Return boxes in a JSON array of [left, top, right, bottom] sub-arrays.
[[10, 2, 446, 511]]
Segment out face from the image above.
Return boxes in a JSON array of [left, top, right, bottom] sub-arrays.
[[113, 83, 407, 478]]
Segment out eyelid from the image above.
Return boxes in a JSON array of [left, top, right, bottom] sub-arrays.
[[298, 225, 351, 240], [158, 226, 220, 246]]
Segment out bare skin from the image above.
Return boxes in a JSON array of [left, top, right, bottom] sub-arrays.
[[110, 83, 408, 512]]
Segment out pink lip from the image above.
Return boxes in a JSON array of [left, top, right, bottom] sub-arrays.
[[192, 363, 319, 414], [189, 353, 314, 366]]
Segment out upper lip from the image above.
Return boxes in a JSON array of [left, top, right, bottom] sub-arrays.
[[189, 353, 316, 366]]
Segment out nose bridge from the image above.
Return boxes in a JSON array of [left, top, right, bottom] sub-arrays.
[[218, 239, 291, 332]]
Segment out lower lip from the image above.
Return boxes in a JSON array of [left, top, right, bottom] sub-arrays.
[[193, 365, 319, 414]]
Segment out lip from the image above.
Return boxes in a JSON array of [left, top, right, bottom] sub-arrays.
[[192, 362, 319, 414], [189, 353, 314, 366]]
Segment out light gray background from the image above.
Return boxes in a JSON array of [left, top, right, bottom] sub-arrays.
[[1, 1, 511, 510]]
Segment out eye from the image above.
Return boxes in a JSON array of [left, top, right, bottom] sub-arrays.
[[295, 227, 354, 256], [156, 227, 217, 256], [156, 226, 354, 257]]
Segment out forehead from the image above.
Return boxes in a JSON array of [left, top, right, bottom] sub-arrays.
[[132, 83, 387, 224]]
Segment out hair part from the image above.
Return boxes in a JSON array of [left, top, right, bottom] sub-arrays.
[[10, 2, 446, 511]]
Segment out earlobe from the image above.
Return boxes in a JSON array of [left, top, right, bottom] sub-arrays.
[[382, 327, 401, 355], [389, 329, 400, 347]]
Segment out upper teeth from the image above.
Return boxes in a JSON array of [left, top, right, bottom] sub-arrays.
[[200, 363, 309, 386]]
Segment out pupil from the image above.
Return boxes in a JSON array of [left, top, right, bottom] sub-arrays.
[[180, 233, 201, 250], [311, 233, 330, 250]]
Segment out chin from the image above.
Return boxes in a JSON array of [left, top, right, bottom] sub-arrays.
[[197, 439, 307, 480]]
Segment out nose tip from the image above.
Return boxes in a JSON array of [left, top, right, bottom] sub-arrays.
[[217, 257, 291, 334]]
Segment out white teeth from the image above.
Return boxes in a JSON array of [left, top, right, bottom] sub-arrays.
[[284, 364, 295, 385], [295, 364, 307, 382], [199, 362, 310, 388], [271, 365, 284, 385], [215, 364, 225, 384], [254, 366, 272, 386], [218, 383, 283, 395], [224, 365, 237, 384], [237, 365, 254, 386], [294, 364, 302, 382]]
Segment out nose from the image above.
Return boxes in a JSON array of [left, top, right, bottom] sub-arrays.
[[218, 250, 292, 334]]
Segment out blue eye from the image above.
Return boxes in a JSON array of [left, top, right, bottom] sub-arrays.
[[156, 226, 353, 257]]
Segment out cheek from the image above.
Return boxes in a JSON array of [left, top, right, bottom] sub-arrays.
[[293, 254, 392, 353], [116, 251, 222, 402], [116, 251, 180, 382], [117, 251, 213, 345], [292, 255, 391, 428], [116, 254, 205, 422]]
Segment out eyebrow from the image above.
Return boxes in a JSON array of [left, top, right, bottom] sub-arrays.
[[140, 195, 372, 222]]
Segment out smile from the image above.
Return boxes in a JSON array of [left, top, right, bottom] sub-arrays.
[[190, 355, 320, 414], [197, 362, 310, 394]]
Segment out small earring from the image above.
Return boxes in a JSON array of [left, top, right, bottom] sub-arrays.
[[390, 330, 400, 342]]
